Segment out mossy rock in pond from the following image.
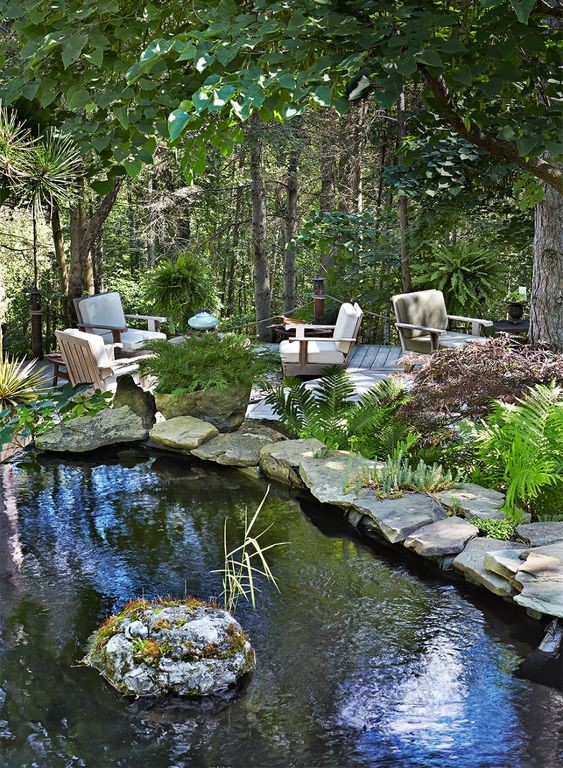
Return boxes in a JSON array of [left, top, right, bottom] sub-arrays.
[[154, 385, 251, 432], [83, 598, 256, 698]]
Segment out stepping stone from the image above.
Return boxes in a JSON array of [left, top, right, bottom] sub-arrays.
[[404, 516, 479, 557], [483, 548, 527, 581], [453, 538, 523, 598], [515, 522, 563, 548], [259, 438, 324, 488], [298, 452, 379, 509], [354, 493, 446, 544], [434, 483, 505, 520], [149, 416, 219, 452], [192, 431, 274, 467], [514, 546, 563, 618]]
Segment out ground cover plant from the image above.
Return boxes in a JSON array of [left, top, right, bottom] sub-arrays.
[[139, 333, 275, 395]]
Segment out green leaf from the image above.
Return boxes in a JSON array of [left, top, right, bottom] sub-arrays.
[[124, 157, 142, 178], [509, 0, 536, 24], [192, 90, 210, 112], [516, 135, 538, 156], [313, 84, 332, 107], [177, 43, 196, 62], [414, 49, 444, 69], [91, 135, 111, 151], [67, 88, 90, 110], [61, 33, 88, 69], [168, 108, 189, 140], [114, 106, 129, 129], [91, 179, 115, 195]]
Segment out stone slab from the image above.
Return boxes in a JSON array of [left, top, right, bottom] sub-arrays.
[[434, 483, 505, 520], [191, 431, 274, 467], [35, 406, 147, 453], [514, 547, 563, 618], [483, 548, 527, 581], [404, 516, 479, 557], [354, 493, 446, 544], [298, 452, 379, 509], [515, 522, 563, 548], [453, 538, 523, 597], [238, 420, 286, 442], [259, 438, 324, 488], [149, 416, 219, 452]]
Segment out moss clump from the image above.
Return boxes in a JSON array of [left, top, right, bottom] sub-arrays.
[[132, 638, 170, 667], [468, 516, 515, 541], [225, 623, 249, 658]]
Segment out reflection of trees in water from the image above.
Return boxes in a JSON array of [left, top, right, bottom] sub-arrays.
[[0, 465, 23, 582]]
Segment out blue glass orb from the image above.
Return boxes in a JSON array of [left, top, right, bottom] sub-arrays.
[[188, 310, 219, 330]]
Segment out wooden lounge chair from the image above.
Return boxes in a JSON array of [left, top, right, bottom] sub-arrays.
[[74, 291, 166, 353], [280, 302, 363, 376], [55, 329, 147, 392], [391, 289, 493, 354]]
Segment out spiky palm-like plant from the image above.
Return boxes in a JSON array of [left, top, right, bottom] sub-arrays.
[[0, 357, 49, 411]]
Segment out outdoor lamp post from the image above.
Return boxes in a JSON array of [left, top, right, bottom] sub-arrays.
[[313, 275, 325, 325], [30, 285, 43, 359]]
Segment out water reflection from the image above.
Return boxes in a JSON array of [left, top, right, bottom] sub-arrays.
[[0, 452, 562, 768]]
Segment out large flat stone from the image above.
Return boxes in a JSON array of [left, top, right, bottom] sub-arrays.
[[36, 406, 147, 453], [483, 548, 527, 581], [515, 522, 563, 548], [259, 438, 324, 488], [403, 516, 478, 557], [191, 431, 274, 467], [298, 452, 379, 509], [150, 416, 219, 451], [453, 538, 523, 597], [514, 547, 563, 618], [354, 493, 446, 544], [434, 483, 505, 520]]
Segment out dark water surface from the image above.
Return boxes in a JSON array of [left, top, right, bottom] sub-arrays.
[[0, 450, 562, 768]]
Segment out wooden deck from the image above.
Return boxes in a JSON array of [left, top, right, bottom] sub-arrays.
[[347, 344, 402, 371]]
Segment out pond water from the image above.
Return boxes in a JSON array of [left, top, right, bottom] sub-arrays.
[[0, 449, 562, 768]]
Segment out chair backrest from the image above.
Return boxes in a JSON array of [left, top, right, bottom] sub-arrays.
[[56, 329, 112, 389], [333, 302, 362, 353], [391, 289, 448, 339], [75, 292, 127, 335]]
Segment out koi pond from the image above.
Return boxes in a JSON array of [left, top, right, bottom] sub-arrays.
[[1, 449, 562, 768]]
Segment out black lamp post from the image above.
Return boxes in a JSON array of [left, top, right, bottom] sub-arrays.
[[313, 275, 325, 325], [30, 284, 43, 359]]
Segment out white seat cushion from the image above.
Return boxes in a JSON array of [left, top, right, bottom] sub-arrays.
[[280, 339, 345, 364], [440, 331, 482, 349], [116, 328, 166, 352]]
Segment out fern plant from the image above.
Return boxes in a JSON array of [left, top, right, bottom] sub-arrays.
[[265, 369, 413, 459], [469, 382, 563, 520]]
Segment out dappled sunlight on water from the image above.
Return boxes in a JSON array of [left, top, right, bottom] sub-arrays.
[[0, 449, 562, 767]]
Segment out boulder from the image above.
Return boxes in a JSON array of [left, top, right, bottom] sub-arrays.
[[35, 406, 147, 453], [433, 483, 505, 520], [514, 545, 563, 618], [453, 538, 523, 598], [83, 598, 255, 697], [113, 374, 157, 429], [298, 451, 380, 509], [404, 516, 479, 557], [515, 522, 563, 548], [154, 385, 251, 432], [149, 416, 219, 452], [259, 438, 324, 488], [355, 493, 446, 544], [192, 431, 275, 467]]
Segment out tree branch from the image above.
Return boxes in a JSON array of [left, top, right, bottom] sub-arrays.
[[81, 180, 122, 257], [535, 1, 563, 19], [419, 66, 563, 193]]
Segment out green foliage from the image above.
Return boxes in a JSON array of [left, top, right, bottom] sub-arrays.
[[0, 383, 112, 450], [468, 382, 563, 520], [414, 240, 506, 315], [467, 517, 515, 541], [265, 369, 412, 459], [142, 253, 219, 330], [349, 444, 454, 498], [139, 333, 275, 394], [213, 487, 286, 612], [0, 356, 50, 410]]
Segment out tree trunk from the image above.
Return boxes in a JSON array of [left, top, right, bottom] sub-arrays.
[[92, 234, 104, 293], [146, 173, 157, 268], [396, 90, 412, 292], [284, 148, 298, 313], [250, 117, 272, 341], [530, 182, 563, 350], [51, 203, 68, 296], [320, 133, 336, 272]]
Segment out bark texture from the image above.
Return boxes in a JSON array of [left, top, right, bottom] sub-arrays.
[[250, 118, 272, 341], [284, 148, 298, 313], [530, 182, 563, 350]]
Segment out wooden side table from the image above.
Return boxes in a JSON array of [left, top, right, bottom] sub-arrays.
[[44, 353, 69, 386], [492, 319, 529, 336]]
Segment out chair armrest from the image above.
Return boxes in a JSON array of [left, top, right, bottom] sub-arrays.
[[447, 315, 493, 326], [124, 314, 167, 332], [395, 322, 447, 335], [286, 323, 335, 330], [287, 336, 357, 343], [78, 322, 127, 332]]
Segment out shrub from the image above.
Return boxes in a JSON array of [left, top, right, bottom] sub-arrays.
[[139, 334, 275, 395], [265, 368, 412, 459], [0, 356, 50, 410], [400, 336, 563, 431], [466, 382, 563, 521], [143, 253, 218, 330]]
